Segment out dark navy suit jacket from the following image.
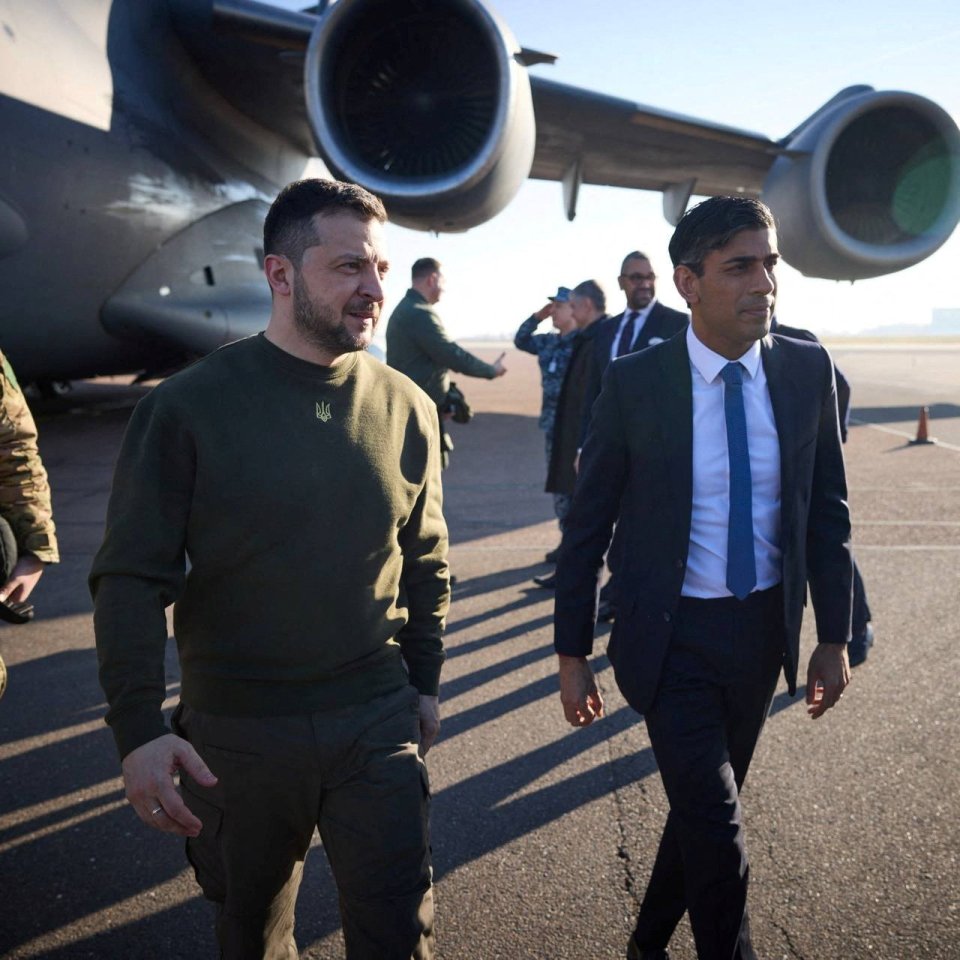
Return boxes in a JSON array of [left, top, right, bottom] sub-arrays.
[[580, 301, 688, 444], [555, 331, 853, 714], [771, 318, 851, 441]]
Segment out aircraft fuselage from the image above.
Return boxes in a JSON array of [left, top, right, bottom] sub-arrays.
[[0, 0, 308, 382]]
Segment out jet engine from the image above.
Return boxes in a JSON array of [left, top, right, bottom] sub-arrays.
[[303, 0, 536, 232], [763, 87, 960, 280]]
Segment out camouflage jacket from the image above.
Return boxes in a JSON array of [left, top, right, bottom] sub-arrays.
[[514, 315, 579, 434], [0, 351, 58, 563]]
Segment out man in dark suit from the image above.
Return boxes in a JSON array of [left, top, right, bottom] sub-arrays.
[[580, 252, 688, 621], [555, 197, 851, 960], [581, 251, 689, 445]]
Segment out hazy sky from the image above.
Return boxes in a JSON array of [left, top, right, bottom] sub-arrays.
[[270, 0, 960, 338]]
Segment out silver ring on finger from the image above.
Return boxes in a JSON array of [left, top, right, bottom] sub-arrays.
[[151, 806, 163, 816]]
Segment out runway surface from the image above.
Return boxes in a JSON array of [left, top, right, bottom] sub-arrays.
[[1, 339, 957, 959]]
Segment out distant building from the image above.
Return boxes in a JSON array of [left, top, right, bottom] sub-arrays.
[[856, 307, 960, 337], [932, 309, 960, 333]]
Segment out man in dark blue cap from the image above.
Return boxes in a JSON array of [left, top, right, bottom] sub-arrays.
[[515, 287, 580, 580]]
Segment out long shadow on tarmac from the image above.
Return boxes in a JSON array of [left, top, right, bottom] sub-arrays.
[[2, 390, 816, 956], [0, 655, 812, 959], [446, 565, 547, 603], [851, 401, 960, 424], [443, 593, 545, 646], [0, 642, 217, 959]]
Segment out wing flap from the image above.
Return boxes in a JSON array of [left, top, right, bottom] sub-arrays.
[[529, 77, 785, 198]]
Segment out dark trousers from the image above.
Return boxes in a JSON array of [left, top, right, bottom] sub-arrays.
[[633, 586, 785, 960], [545, 434, 572, 527], [173, 685, 434, 960], [852, 559, 871, 637], [0, 515, 17, 583]]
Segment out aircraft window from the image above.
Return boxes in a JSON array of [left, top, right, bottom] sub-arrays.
[[204, 266, 215, 287]]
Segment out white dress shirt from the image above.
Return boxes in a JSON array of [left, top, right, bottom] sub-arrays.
[[610, 300, 657, 360], [681, 326, 782, 598]]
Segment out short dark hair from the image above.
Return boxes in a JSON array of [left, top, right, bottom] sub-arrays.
[[668, 197, 776, 276], [411, 257, 441, 281], [572, 279, 606, 312], [619, 251, 652, 275], [263, 178, 386, 266]]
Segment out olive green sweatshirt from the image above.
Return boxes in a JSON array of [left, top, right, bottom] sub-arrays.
[[91, 335, 449, 759]]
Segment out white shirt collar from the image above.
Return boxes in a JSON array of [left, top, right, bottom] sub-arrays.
[[686, 325, 762, 384]]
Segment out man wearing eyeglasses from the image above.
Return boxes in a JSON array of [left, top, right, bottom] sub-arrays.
[[581, 252, 688, 621], [583, 253, 689, 432]]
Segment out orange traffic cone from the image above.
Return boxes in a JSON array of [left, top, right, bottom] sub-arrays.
[[909, 406, 936, 445]]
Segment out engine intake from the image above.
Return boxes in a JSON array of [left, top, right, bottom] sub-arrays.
[[763, 88, 960, 280], [304, 0, 536, 232]]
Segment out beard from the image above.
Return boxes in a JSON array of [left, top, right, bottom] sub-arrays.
[[293, 281, 374, 355]]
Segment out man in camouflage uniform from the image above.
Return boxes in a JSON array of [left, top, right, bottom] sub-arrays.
[[514, 287, 579, 578], [0, 349, 59, 696]]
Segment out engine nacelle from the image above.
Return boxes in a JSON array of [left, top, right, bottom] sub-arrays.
[[763, 88, 960, 280], [304, 0, 536, 232]]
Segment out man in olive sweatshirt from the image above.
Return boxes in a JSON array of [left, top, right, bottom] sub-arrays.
[[386, 257, 506, 465], [91, 179, 449, 960]]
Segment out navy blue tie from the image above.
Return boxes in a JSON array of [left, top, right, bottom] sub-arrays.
[[616, 311, 637, 358], [720, 362, 756, 600]]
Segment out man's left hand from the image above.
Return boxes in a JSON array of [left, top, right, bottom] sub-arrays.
[[805, 642, 850, 719], [418, 695, 440, 756], [0, 553, 44, 605], [558, 655, 605, 727]]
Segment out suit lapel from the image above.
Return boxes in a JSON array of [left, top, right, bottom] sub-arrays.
[[761, 335, 801, 513], [654, 335, 693, 521], [645, 302, 664, 339], [600, 314, 621, 365]]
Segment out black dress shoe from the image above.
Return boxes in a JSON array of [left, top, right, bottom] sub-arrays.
[[0, 598, 34, 624], [533, 571, 557, 589], [626, 935, 669, 960], [597, 599, 616, 622], [848, 622, 874, 667], [544, 546, 560, 563]]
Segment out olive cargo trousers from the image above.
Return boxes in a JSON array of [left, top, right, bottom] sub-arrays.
[[173, 685, 434, 960]]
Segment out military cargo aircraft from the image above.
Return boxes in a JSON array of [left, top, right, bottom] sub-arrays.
[[1, 0, 959, 385]]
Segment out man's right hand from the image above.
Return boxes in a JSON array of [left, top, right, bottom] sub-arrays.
[[492, 356, 508, 378], [534, 303, 554, 322], [0, 553, 45, 605], [121, 734, 218, 838]]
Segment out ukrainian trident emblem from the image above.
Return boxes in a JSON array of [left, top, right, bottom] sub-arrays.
[[315, 401, 332, 422]]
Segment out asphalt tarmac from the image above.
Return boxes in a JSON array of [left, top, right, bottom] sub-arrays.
[[0, 339, 957, 959]]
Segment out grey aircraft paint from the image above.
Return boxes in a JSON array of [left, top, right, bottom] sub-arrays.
[[1, 0, 958, 384]]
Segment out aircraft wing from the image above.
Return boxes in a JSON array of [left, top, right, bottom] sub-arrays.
[[528, 77, 782, 223], [4, 0, 957, 384], [169, 0, 960, 281], [169, 0, 316, 155]]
